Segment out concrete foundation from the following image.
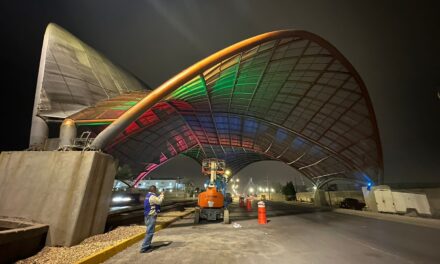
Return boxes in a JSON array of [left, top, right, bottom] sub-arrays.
[[0, 217, 49, 264], [0, 151, 117, 246]]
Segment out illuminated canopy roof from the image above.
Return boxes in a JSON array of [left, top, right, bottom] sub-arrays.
[[38, 25, 383, 186]]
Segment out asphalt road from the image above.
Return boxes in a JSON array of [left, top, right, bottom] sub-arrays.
[[106, 201, 440, 264]]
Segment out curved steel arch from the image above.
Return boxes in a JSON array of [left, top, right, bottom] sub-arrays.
[[66, 29, 383, 184]]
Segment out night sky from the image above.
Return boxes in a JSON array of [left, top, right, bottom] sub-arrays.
[[1, 0, 439, 185]]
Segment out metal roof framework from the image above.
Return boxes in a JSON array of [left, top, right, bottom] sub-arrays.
[[69, 30, 383, 186]]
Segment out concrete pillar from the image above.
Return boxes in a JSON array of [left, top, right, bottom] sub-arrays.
[[313, 190, 328, 207], [59, 119, 77, 148], [0, 151, 117, 246], [29, 116, 48, 150]]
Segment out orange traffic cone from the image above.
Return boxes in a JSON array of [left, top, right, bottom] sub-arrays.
[[258, 201, 267, 224], [246, 198, 252, 211]]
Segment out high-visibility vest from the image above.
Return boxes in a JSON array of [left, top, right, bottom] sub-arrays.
[[144, 192, 161, 216]]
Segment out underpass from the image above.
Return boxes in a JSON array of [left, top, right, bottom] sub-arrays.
[[106, 201, 440, 264]]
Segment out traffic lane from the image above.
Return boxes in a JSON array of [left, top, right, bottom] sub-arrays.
[[294, 210, 440, 263], [105, 205, 440, 264], [233, 201, 440, 263], [105, 214, 411, 264]]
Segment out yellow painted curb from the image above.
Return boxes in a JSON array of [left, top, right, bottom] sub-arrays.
[[76, 209, 194, 264]]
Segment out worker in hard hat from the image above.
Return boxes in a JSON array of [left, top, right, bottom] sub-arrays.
[[140, 185, 164, 253]]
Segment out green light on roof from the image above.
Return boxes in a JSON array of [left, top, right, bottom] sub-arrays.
[[124, 101, 138, 106], [111, 106, 131, 110], [171, 76, 206, 99], [77, 121, 112, 126]]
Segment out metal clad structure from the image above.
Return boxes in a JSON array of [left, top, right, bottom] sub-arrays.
[[34, 23, 149, 120]]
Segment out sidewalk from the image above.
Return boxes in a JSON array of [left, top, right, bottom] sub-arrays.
[[280, 200, 440, 230]]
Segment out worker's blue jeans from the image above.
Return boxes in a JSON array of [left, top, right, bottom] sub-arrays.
[[140, 214, 156, 252]]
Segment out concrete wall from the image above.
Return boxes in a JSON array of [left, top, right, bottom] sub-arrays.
[[297, 191, 364, 207], [0, 151, 117, 246], [254, 192, 285, 201], [297, 192, 315, 203]]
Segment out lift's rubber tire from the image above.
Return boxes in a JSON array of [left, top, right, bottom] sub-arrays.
[[223, 208, 230, 224], [194, 207, 200, 224]]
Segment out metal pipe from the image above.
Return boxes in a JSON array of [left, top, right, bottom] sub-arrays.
[[59, 119, 77, 148], [210, 160, 217, 186], [298, 156, 331, 170]]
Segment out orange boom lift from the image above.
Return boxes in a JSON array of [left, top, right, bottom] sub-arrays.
[[194, 158, 230, 224]]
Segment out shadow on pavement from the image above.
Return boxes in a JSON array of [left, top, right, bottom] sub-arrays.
[[150, 241, 173, 251]]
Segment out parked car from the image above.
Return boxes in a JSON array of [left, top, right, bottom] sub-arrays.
[[111, 191, 141, 206], [339, 198, 365, 210]]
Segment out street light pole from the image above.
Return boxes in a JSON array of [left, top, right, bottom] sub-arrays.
[[266, 175, 270, 200]]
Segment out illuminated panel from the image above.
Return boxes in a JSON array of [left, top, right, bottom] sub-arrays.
[[72, 30, 382, 185]]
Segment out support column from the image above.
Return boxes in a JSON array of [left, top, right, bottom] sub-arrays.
[[313, 190, 328, 207], [0, 151, 117, 246], [59, 119, 77, 148], [29, 116, 48, 150]]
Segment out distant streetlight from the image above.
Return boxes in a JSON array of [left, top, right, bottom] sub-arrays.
[[236, 178, 239, 182], [249, 187, 254, 193], [270, 188, 275, 193], [313, 186, 317, 190], [265, 187, 269, 192], [225, 169, 231, 176]]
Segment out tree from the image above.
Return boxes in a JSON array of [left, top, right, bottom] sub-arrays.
[[281, 181, 297, 201]]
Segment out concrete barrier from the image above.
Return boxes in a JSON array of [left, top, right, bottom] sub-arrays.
[[396, 188, 440, 218], [0, 151, 117, 246], [0, 217, 48, 264]]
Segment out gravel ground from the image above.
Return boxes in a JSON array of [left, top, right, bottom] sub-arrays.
[[17, 225, 145, 264], [17, 209, 193, 264]]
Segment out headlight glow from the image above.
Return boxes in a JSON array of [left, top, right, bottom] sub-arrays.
[[112, 196, 132, 203]]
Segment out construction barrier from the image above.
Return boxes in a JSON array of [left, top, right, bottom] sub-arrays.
[[258, 201, 267, 224], [246, 198, 252, 211]]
